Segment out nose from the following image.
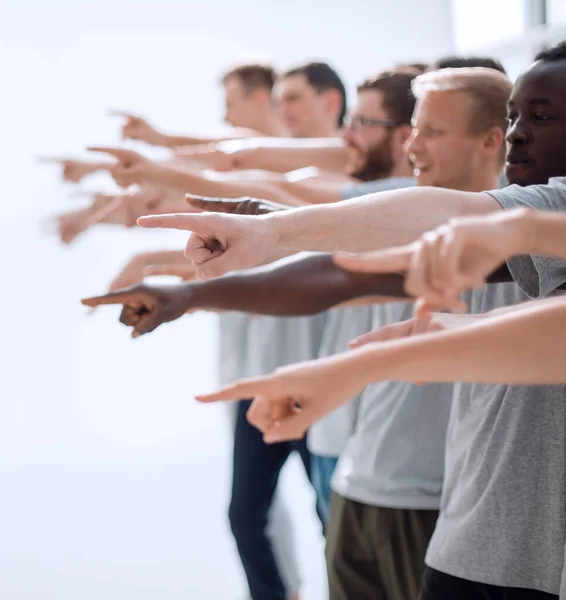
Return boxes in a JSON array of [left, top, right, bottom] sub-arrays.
[[342, 123, 355, 143], [405, 130, 420, 155], [506, 117, 529, 145]]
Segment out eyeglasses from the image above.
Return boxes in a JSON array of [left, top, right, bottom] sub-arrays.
[[344, 115, 404, 130]]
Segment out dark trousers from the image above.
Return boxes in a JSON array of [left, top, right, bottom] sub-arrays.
[[326, 493, 439, 600], [229, 399, 319, 600], [419, 568, 559, 600]]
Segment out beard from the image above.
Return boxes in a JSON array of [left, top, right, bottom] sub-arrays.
[[348, 132, 395, 182]]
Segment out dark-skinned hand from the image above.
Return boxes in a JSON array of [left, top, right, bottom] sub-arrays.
[[81, 283, 192, 338], [185, 194, 287, 215]]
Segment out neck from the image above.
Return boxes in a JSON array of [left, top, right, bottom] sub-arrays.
[[463, 166, 501, 192], [251, 110, 283, 137], [388, 159, 415, 180], [304, 121, 339, 139]]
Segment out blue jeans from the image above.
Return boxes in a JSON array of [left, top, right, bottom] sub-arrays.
[[310, 454, 339, 525], [230, 399, 322, 600]]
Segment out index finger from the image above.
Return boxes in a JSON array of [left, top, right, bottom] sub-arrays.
[[107, 110, 138, 119], [333, 246, 412, 274], [137, 213, 208, 231], [81, 289, 139, 308], [35, 156, 72, 164], [195, 376, 276, 403]]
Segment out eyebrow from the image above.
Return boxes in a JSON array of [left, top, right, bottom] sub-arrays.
[[508, 98, 553, 108]]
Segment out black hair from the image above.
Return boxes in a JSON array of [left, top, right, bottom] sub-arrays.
[[535, 40, 566, 62], [283, 61, 347, 127]]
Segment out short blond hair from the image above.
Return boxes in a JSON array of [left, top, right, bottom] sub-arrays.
[[412, 67, 512, 137]]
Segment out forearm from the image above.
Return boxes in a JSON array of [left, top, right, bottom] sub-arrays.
[[181, 254, 408, 316], [268, 187, 500, 253], [239, 143, 347, 173], [161, 129, 261, 148], [364, 297, 566, 385], [152, 165, 305, 206]]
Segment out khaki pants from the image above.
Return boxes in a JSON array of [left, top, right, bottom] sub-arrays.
[[326, 493, 439, 600]]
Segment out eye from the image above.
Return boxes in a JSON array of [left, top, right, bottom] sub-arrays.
[[534, 112, 552, 122], [507, 112, 518, 125], [426, 128, 444, 137]]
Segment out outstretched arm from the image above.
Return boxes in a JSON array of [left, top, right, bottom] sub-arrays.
[[335, 208, 566, 311], [136, 186, 501, 279], [196, 138, 348, 173], [82, 254, 409, 332], [350, 297, 566, 385], [88, 147, 306, 207], [110, 111, 265, 148], [195, 297, 566, 442], [82, 247, 517, 338]]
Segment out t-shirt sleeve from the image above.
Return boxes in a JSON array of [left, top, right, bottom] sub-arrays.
[[485, 177, 566, 298]]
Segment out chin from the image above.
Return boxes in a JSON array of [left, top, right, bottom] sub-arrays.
[[416, 174, 436, 187], [505, 163, 542, 187]]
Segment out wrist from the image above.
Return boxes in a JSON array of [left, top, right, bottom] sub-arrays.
[[155, 132, 172, 147], [265, 211, 288, 251], [516, 208, 540, 255], [347, 343, 390, 388], [178, 281, 199, 311]]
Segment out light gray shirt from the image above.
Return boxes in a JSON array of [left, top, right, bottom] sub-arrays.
[[218, 312, 249, 386], [426, 178, 566, 595], [331, 302, 453, 510], [245, 312, 326, 377], [307, 305, 373, 457], [309, 176, 418, 458]]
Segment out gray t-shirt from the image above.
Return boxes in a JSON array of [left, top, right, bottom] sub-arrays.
[[218, 312, 250, 386], [426, 179, 566, 595], [245, 312, 326, 377], [309, 176, 418, 458], [491, 177, 566, 298], [331, 302, 453, 510], [307, 305, 373, 457], [217, 312, 250, 429], [241, 253, 328, 378], [341, 176, 416, 200]]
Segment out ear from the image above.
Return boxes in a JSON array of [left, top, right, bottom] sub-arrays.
[[395, 124, 413, 146], [482, 126, 505, 158], [323, 89, 344, 121], [392, 124, 413, 157], [251, 87, 271, 109]]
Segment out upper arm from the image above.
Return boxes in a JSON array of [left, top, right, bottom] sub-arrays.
[[460, 191, 503, 216]]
